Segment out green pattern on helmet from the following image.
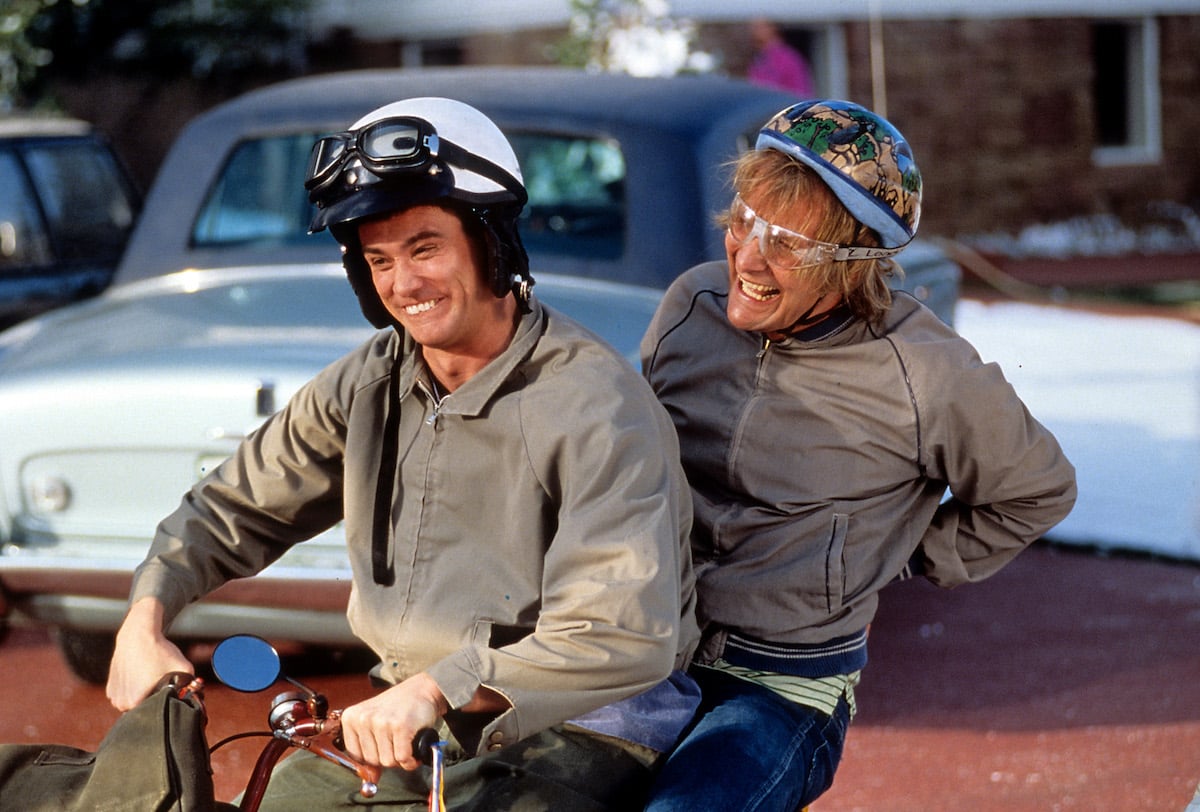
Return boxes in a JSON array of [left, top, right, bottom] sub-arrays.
[[759, 100, 921, 247]]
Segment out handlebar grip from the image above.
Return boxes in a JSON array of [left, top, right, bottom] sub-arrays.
[[413, 727, 441, 766], [154, 671, 204, 702], [155, 671, 196, 692]]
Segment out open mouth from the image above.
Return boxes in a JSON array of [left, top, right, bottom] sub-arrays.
[[738, 275, 780, 302], [403, 297, 442, 316]]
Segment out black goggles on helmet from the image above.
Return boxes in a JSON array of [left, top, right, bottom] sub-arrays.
[[304, 115, 526, 206]]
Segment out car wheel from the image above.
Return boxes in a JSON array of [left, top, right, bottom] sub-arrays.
[[55, 628, 116, 684]]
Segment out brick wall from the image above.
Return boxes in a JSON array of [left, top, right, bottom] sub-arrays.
[[462, 15, 1200, 242], [841, 16, 1200, 240]]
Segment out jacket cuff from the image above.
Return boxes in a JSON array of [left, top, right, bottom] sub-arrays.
[[425, 649, 522, 756], [424, 647, 483, 710]]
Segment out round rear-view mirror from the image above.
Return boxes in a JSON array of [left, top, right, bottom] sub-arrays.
[[211, 634, 281, 692]]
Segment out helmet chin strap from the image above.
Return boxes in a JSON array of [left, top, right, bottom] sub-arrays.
[[778, 294, 843, 336], [511, 273, 534, 309]]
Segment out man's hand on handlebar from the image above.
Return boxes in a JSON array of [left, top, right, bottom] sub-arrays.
[[106, 597, 195, 712], [338, 672, 449, 770]]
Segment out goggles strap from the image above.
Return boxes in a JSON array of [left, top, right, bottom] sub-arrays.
[[433, 138, 527, 203], [306, 126, 527, 207]]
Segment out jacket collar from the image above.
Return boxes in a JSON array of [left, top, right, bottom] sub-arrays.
[[395, 298, 545, 417]]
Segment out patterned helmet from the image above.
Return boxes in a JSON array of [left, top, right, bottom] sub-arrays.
[[756, 99, 922, 249]]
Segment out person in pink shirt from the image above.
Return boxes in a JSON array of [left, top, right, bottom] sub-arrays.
[[748, 18, 815, 97]]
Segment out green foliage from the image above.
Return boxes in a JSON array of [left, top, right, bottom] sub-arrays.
[[0, 0, 55, 110], [548, 0, 607, 69], [2, 0, 311, 109], [547, 0, 713, 78]]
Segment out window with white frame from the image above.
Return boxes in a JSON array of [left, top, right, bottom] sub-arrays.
[[1091, 17, 1162, 166]]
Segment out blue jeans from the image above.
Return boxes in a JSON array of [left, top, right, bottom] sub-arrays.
[[643, 667, 851, 812]]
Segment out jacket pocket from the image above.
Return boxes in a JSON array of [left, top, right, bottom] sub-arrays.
[[471, 618, 533, 649], [824, 514, 849, 613]]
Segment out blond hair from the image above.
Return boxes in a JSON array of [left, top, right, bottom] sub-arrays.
[[722, 149, 899, 323]]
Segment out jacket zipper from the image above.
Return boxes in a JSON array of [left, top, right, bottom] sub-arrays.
[[419, 379, 443, 427], [756, 336, 772, 361], [719, 335, 772, 553]]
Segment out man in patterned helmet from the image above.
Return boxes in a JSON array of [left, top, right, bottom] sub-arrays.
[[641, 99, 1076, 811]]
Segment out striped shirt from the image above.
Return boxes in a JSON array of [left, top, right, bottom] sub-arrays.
[[705, 659, 860, 718]]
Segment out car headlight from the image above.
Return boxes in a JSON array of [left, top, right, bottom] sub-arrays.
[[28, 475, 72, 514]]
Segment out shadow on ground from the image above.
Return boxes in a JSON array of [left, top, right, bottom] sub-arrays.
[[857, 542, 1200, 731]]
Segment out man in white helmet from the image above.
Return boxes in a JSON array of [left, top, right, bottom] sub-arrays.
[[106, 98, 700, 809]]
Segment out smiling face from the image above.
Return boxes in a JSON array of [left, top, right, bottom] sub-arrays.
[[723, 189, 843, 338], [360, 204, 516, 378]]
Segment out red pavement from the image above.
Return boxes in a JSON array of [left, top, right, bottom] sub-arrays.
[[816, 542, 1200, 811]]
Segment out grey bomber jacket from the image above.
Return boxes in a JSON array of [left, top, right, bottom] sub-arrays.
[[641, 262, 1076, 669], [130, 298, 699, 754]]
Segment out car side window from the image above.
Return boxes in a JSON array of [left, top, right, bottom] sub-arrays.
[[510, 133, 625, 261], [192, 134, 318, 247], [0, 150, 53, 269], [23, 142, 138, 262]]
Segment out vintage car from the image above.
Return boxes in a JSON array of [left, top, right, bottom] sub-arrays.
[[0, 67, 959, 681], [0, 117, 141, 327], [114, 66, 958, 318]]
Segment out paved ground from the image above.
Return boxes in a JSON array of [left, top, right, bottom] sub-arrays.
[[3, 542, 1197, 810], [816, 542, 1200, 811]]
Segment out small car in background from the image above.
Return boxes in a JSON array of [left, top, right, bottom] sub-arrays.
[[0, 117, 141, 327], [0, 67, 959, 680]]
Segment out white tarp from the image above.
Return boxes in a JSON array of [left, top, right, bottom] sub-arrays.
[[955, 298, 1200, 561]]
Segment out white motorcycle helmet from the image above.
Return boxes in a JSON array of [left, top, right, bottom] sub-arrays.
[[305, 97, 532, 326]]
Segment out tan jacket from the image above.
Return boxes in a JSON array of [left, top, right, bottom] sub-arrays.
[[131, 299, 699, 753], [642, 262, 1076, 667]]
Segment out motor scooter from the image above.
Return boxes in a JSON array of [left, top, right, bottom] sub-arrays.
[[195, 634, 445, 811], [0, 634, 444, 812]]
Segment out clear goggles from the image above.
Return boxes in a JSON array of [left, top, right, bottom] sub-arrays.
[[727, 195, 900, 269], [304, 115, 524, 204]]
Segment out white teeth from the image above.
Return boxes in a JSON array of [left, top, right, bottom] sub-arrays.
[[404, 299, 439, 315], [739, 276, 779, 302]]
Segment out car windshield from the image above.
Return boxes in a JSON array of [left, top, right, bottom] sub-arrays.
[[0, 150, 53, 268], [21, 140, 138, 262], [515, 133, 625, 261], [189, 130, 628, 262], [192, 133, 321, 247]]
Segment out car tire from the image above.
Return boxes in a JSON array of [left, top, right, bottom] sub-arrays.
[[55, 628, 116, 685]]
